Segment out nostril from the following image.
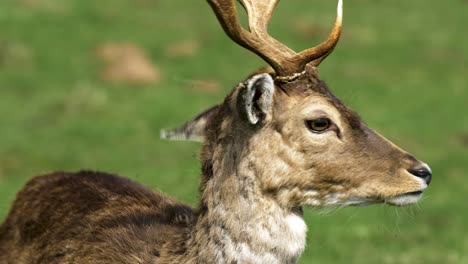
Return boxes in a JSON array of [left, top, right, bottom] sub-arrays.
[[408, 167, 432, 185]]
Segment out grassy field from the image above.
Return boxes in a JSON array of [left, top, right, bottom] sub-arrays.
[[0, 0, 467, 263]]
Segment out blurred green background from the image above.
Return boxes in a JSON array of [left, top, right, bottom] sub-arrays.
[[0, 0, 467, 263]]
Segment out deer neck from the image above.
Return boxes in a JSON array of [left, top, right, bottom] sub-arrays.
[[184, 139, 307, 264]]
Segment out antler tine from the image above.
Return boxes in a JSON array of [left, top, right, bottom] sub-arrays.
[[296, 0, 343, 67], [208, 0, 344, 77], [238, 0, 278, 32], [208, 0, 296, 76], [207, 0, 248, 46]]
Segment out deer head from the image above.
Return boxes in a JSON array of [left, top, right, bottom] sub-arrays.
[[162, 0, 432, 208]]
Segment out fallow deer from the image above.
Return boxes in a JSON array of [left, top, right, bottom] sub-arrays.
[[0, 0, 432, 263]]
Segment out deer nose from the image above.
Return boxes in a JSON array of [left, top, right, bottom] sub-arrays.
[[408, 166, 432, 185]]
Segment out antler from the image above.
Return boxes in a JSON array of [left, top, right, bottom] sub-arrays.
[[207, 0, 343, 77]]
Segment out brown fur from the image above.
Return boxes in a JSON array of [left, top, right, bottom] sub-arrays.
[[0, 171, 194, 264], [0, 66, 430, 263], [0, 0, 432, 261], [198, 65, 427, 210]]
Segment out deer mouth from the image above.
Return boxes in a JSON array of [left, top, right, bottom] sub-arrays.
[[384, 190, 424, 206], [406, 190, 423, 195]]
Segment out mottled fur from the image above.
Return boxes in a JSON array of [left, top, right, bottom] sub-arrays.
[[1, 65, 430, 263], [0, 0, 431, 261], [0, 171, 193, 264]]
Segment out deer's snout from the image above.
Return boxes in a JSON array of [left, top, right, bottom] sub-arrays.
[[407, 165, 432, 185]]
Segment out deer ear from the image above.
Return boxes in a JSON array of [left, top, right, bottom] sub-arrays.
[[160, 105, 219, 142], [238, 73, 275, 125]]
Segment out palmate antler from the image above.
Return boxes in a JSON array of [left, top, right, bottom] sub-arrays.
[[207, 0, 343, 77]]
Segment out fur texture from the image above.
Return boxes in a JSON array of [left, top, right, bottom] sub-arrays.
[[0, 66, 430, 263]]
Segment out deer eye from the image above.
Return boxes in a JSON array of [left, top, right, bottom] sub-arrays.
[[306, 118, 331, 133]]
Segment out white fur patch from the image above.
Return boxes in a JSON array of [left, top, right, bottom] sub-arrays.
[[305, 189, 322, 207], [386, 193, 423, 206], [305, 189, 319, 196], [324, 193, 342, 204], [235, 242, 279, 264], [285, 213, 307, 255], [219, 211, 307, 264], [339, 196, 376, 206]]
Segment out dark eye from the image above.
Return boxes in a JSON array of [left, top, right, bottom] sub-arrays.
[[306, 118, 331, 133]]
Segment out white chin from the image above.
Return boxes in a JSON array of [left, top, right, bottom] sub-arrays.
[[385, 192, 423, 206]]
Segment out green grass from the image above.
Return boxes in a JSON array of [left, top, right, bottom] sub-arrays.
[[0, 0, 467, 263]]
